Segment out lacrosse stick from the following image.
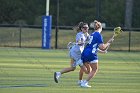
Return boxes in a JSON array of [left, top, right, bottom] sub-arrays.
[[67, 42, 76, 49], [67, 41, 85, 50], [105, 27, 123, 51]]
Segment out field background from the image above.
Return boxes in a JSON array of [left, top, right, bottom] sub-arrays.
[[0, 47, 140, 93]]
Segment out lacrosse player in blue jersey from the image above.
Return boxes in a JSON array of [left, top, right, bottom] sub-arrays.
[[54, 22, 91, 83], [78, 48, 107, 86], [80, 20, 114, 88]]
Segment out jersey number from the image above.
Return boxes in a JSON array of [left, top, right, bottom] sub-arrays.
[[88, 36, 93, 44], [88, 36, 97, 53]]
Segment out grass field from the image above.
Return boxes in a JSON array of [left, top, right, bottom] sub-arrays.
[[0, 47, 140, 93]]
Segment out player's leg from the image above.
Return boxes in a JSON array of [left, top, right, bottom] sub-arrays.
[[78, 68, 84, 85], [54, 58, 76, 83], [81, 62, 98, 87], [60, 58, 76, 74], [84, 63, 91, 74], [86, 62, 98, 81], [78, 63, 91, 85]]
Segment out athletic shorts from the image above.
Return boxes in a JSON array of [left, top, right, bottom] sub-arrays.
[[81, 49, 98, 63], [69, 48, 82, 67]]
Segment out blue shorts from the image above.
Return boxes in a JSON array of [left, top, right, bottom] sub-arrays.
[[81, 48, 98, 63]]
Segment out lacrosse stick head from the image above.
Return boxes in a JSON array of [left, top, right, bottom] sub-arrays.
[[113, 27, 123, 37]]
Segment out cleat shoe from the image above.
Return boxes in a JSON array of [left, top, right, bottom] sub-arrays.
[[81, 83, 91, 88], [77, 80, 83, 85], [80, 80, 91, 88], [54, 72, 61, 83]]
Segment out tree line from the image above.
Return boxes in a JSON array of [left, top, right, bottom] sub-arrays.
[[0, 0, 139, 28]]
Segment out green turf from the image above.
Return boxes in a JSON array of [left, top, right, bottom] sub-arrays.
[[0, 47, 140, 93]]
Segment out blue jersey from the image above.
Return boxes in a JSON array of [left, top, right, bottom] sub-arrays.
[[81, 31, 103, 63]]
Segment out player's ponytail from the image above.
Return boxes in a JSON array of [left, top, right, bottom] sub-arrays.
[[73, 22, 89, 33], [73, 22, 84, 33]]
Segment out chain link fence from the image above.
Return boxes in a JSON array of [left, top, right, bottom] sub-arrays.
[[0, 25, 140, 51], [0, 25, 42, 48]]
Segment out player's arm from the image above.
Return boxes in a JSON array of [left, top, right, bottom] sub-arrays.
[[99, 42, 110, 50], [99, 38, 114, 50], [76, 34, 84, 46], [97, 48, 107, 53]]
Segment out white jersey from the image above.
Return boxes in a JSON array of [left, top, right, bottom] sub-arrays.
[[69, 31, 89, 66], [75, 31, 89, 52]]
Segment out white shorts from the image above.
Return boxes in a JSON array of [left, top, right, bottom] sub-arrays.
[[69, 48, 83, 67], [72, 59, 83, 67], [69, 47, 81, 61], [90, 60, 98, 63]]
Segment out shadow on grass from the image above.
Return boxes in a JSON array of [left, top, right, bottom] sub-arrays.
[[0, 84, 47, 88]]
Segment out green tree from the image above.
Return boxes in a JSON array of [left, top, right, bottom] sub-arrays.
[[0, 0, 139, 27]]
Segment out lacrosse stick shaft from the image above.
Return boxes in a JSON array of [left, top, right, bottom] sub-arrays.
[[105, 43, 111, 51], [105, 34, 115, 51], [112, 35, 115, 39]]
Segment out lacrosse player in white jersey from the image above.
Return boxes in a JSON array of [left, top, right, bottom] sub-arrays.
[[54, 22, 91, 83]]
